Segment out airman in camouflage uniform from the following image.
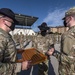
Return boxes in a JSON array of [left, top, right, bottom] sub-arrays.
[[47, 7, 75, 75], [19, 32, 24, 48], [32, 22, 54, 75], [0, 8, 31, 75]]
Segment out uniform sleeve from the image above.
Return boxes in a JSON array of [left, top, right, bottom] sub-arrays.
[[14, 63, 22, 73], [61, 34, 73, 55], [0, 63, 21, 74], [53, 34, 71, 62], [53, 33, 74, 62]]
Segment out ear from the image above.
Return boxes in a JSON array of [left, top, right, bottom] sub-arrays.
[[66, 16, 71, 23], [70, 16, 73, 21], [2, 19, 6, 24]]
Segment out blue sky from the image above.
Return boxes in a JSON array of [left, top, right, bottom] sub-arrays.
[[0, 0, 75, 32]]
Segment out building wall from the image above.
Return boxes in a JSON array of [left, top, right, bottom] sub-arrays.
[[50, 26, 69, 34], [50, 27, 57, 33]]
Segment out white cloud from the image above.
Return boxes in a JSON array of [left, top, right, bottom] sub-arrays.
[[32, 23, 39, 32], [43, 8, 67, 27], [32, 8, 68, 32]]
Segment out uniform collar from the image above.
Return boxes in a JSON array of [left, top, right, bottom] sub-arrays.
[[69, 25, 75, 29], [0, 28, 11, 37]]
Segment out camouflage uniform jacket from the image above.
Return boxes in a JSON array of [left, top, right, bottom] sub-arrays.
[[32, 33, 54, 54], [54, 26, 75, 75], [0, 28, 21, 75]]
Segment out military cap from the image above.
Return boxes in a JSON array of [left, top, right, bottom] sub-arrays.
[[38, 22, 49, 30], [0, 8, 18, 24], [63, 7, 75, 20]]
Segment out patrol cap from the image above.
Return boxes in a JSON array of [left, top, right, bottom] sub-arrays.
[[62, 7, 75, 20], [38, 22, 49, 30], [0, 8, 18, 24]]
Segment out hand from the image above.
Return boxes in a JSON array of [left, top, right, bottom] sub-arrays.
[[47, 48, 54, 56], [21, 60, 32, 70]]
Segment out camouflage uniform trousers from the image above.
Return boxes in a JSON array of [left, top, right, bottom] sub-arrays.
[[38, 59, 49, 75], [58, 55, 75, 75]]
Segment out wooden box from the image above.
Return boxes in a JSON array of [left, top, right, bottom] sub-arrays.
[[16, 48, 47, 65]]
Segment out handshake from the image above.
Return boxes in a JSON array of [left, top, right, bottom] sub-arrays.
[[21, 60, 32, 70], [47, 48, 55, 56], [46, 44, 55, 56]]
